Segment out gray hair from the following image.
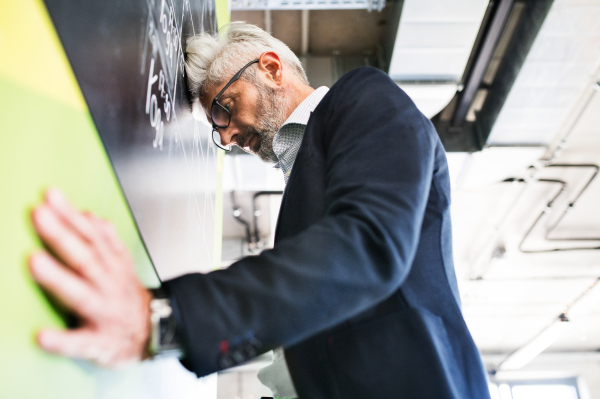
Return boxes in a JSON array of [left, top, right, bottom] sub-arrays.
[[185, 22, 309, 118]]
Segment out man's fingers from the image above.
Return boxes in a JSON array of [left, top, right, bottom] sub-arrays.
[[85, 214, 132, 269], [82, 213, 137, 278], [37, 328, 110, 363], [45, 189, 102, 248], [44, 189, 131, 275], [29, 252, 102, 319], [45, 189, 117, 265], [37, 329, 129, 367], [97, 217, 129, 257], [31, 205, 108, 283]]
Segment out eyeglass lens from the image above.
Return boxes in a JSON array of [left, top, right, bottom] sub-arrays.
[[211, 103, 230, 128]]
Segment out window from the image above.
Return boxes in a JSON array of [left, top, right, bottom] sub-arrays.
[[489, 378, 580, 399]]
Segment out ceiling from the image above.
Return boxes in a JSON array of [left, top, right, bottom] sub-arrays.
[[488, 0, 600, 145], [231, 9, 389, 56], [453, 82, 600, 359]]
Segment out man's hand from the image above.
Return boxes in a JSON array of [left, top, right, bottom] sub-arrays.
[[29, 189, 152, 367]]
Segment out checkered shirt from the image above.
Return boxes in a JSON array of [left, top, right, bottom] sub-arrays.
[[272, 86, 329, 184]]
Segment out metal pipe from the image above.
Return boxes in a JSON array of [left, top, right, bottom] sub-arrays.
[[252, 191, 284, 245], [503, 166, 600, 253], [517, 178, 570, 253], [301, 10, 309, 56], [467, 175, 532, 280], [543, 164, 600, 242], [545, 87, 600, 163], [470, 163, 600, 278], [230, 191, 252, 246], [264, 9, 272, 34]]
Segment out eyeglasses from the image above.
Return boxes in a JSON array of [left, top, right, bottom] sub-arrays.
[[211, 59, 260, 151]]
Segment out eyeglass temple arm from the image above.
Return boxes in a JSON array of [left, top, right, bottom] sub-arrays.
[[212, 129, 232, 152], [213, 59, 260, 100]]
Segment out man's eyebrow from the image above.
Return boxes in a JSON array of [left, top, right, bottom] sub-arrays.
[[218, 93, 233, 102]]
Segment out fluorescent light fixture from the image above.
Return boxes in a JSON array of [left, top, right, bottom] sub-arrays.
[[388, 0, 489, 82], [498, 319, 571, 371], [498, 279, 600, 371]]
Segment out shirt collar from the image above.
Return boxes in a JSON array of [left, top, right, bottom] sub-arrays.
[[280, 86, 330, 128]]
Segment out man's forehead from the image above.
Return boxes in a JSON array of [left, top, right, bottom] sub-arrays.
[[200, 81, 229, 106], [205, 79, 229, 98]]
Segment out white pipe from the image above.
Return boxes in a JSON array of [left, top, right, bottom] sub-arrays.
[[264, 9, 272, 34], [301, 10, 309, 56], [545, 83, 599, 163], [467, 172, 536, 280]]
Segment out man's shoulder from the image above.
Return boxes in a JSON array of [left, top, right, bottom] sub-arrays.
[[329, 67, 395, 97], [312, 67, 399, 117], [335, 66, 391, 87]]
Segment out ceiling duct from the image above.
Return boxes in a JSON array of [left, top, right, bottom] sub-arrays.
[[487, 0, 600, 146], [431, 0, 554, 152], [385, 0, 489, 118]]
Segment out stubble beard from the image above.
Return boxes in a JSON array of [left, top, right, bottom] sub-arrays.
[[236, 81, 288, 163]]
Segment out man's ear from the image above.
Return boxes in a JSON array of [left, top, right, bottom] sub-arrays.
[[258, 51, 284, 87]]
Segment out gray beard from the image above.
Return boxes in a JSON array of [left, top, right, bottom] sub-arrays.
[[237, 81, 288, 163]]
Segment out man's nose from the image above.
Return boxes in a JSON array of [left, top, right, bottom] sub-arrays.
[[217, 125, 238, 146]]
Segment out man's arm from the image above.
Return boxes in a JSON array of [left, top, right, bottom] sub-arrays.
[[165, 68, 438, 376], [29, 68, 436, 373]]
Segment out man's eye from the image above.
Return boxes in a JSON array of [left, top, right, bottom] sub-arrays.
[[224, 102, 231, 110]]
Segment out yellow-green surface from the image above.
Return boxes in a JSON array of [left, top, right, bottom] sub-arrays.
[[0, 1, 159, 397], [0, 0, 228, 397]]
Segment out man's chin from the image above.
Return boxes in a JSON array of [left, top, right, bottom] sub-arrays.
[[260, 154, 279, 164], [235, 144, 276, 163], [257, 147, 279, 163], [236, 135, 278, 163]]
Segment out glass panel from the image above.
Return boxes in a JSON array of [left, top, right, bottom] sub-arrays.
[[499, 384, 513, 399], [512, 385, 578, 399], [489, 383, 501, 399]]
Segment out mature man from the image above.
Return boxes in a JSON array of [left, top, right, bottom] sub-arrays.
[[30, 22, 490, 398]]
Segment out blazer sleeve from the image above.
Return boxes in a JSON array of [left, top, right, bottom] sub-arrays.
[[163, 67, 438, 377]]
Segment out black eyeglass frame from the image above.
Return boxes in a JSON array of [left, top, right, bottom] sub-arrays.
[[210, 59, 260, 151]]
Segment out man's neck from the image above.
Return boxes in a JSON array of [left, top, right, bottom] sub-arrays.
[[285, 82, 315, 121]]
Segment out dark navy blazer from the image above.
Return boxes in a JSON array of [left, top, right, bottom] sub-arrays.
[[165, 67, 491, 399]]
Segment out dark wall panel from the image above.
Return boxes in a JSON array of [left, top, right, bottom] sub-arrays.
[[44, 0, 220, 279]]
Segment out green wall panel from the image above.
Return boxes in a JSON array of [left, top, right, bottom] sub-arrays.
[[0, 1, 159, 397]]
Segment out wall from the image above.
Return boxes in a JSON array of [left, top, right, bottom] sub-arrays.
[[0, 0, 228, 397]]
